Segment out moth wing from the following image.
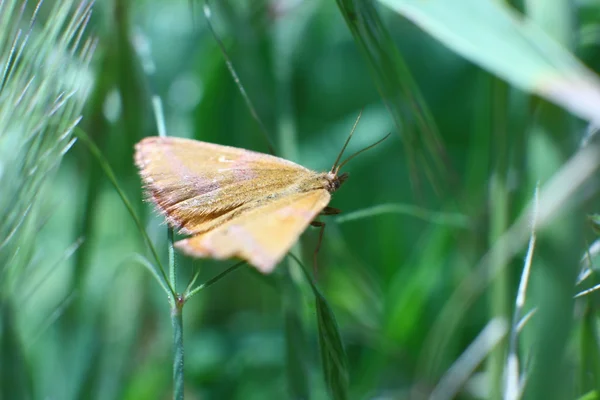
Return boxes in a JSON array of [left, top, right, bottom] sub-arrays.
[[134, 137, 313, 234], [175, 189, 331, 273]]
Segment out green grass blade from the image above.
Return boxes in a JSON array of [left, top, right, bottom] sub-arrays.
[[378, 0, 600, 123], [184, 261, 245, 300], [579, 302, 600, 396], [75, 128, 175, 299], [335, 0, 448, 192], [130, 254, 172, 298], [335, 203, 470, 228], [315, 293, 349, 400], [290, 254, 349, 400], [171, 300, 184, 400], [577, 391, 600, 400]]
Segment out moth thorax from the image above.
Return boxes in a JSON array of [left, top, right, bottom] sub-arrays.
[[325, 171, 348, 193]]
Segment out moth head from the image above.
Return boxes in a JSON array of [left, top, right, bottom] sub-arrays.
[[336, 172, 349, 188], [326, 171, 349, 193]]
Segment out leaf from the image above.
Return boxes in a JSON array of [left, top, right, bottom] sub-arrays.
[[315, 292, 349, 400], [579, 303, 600, 397], [75, 128, 174, 299], [335, 0, 448, 192], [378, 0, 600, 124], [588, 214, 600, 236], [289, 253, 349, 400]]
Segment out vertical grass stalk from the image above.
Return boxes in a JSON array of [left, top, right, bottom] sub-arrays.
[[487, 77, 510, 400], [171, 296, 185, 400]]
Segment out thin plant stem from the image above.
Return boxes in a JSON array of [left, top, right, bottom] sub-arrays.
[[487, 77, 509, 400], [168, 228, 176, 292], [183, 267, 201, 297], [335, 203, 470, 228], [171, 296, 184, 400], [202, 0, 276, 155], [184, 261, 245, 301], [289, 253, 318, 294], [130, 254, 172, 297], [141, 30, 185, 398], [431, 319, 508, 400], [152, 95, 167, 137], [505, 184, 539, 400]]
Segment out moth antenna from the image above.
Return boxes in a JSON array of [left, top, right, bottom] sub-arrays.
[[331, 109, 363, 173], [336, 132, 392, 173], [203, 1, 276, 156]]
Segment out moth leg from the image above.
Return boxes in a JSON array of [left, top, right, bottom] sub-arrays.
[[310, 208, 341, 277], [310, 220, 326, 278], [321, 206, 341, 216]]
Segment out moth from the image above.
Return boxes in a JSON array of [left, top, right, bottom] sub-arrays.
[[134, 123, 386, 274]]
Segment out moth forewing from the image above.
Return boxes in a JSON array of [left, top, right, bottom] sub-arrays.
[[135, 137, 318, 231], [134, 136, 344, 273]]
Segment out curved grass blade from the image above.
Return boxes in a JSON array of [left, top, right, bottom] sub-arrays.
[[335, 203, 470, 228], [315, 293, 349, 400], [184, 261, 245, 301], [75, 128, 175, 298], [335, 0, 449, 193], [290, 253, 349, 400], [579, 303, 600, 397], [20, 237, 84, 302], [26, 291, 77, 349], [416, 141, 600, 389], [378, 0, 600, 124], [576, 391, 599, 400], [431, 318, 508, 400], [129, 254, 172, 298]]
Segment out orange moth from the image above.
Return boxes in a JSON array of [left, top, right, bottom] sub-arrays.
[[134, 122, 386, 274]]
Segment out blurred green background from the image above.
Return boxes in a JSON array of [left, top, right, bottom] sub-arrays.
[[4, 0, 600, 399]]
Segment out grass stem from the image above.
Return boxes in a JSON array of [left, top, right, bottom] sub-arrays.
[[171, 297, 185, 400]]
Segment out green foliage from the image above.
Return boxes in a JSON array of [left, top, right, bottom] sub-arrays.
[[5, 0, 600, 399], [0, 0, 92, 398]]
